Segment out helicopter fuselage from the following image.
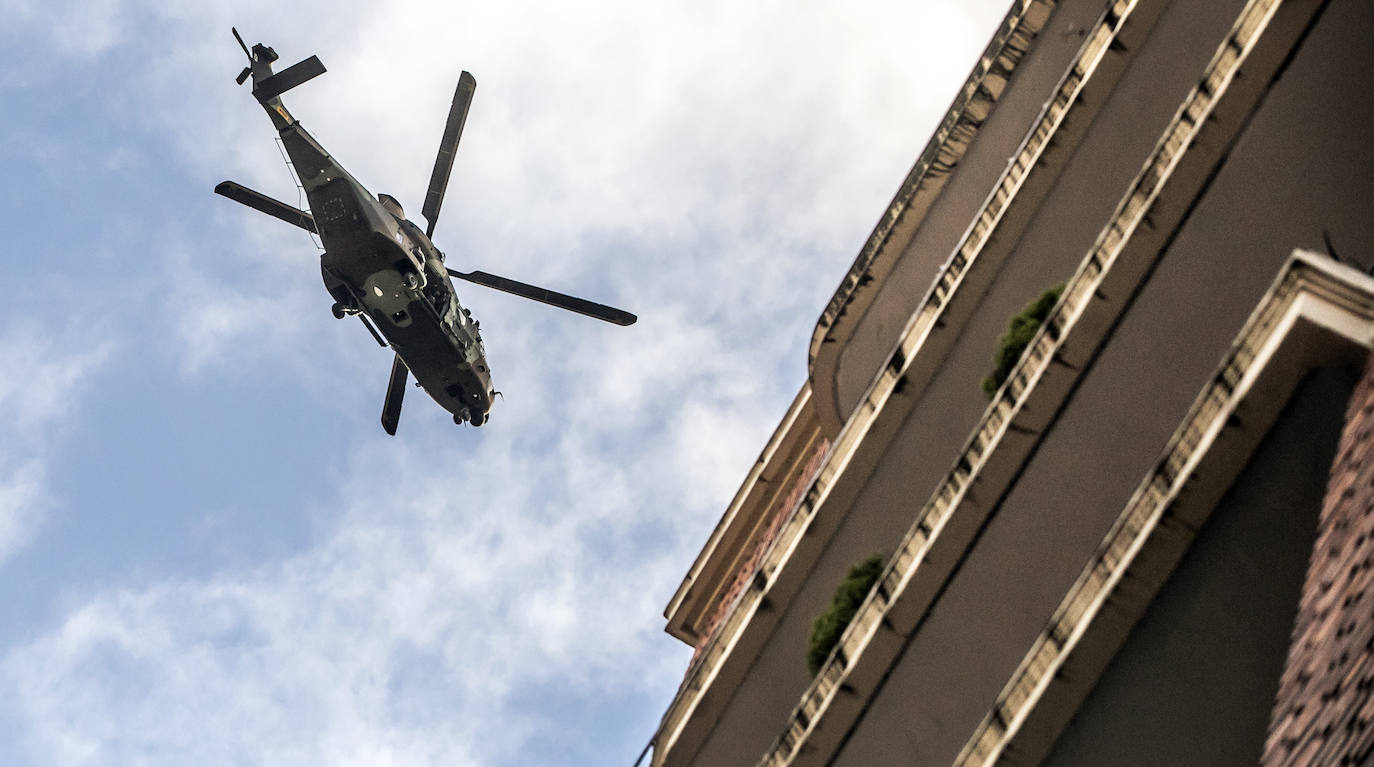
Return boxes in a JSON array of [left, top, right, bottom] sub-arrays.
[[276, 113, 495, 425], [219, 33, 634, 433]]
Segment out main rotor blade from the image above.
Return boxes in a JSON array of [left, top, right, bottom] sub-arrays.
[[215, 181, 317, 233], [381, 354, 408, 436], [422, 71, 477, 240], [358, 313, 388, 347], [448, 269, 637, 326]]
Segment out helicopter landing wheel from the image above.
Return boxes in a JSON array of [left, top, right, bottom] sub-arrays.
[[404, 271, 421, 290], [453, 408, 470, 426], [469, 411, 486, 427], [331, 302, 347, 319]]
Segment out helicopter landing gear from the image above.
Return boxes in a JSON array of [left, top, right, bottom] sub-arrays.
[[452, 408, 486, 427], [331, 302, 347, 319], [404, 271, 422, 291]]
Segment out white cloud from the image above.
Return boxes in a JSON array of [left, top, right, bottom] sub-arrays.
[[1, 434, 698, 766], [50, 0, 126, 57], [0, 462, 47, 565], [0, 326, 112, 565], [0, 326, 104, 433], [162, 231, 323, 377]]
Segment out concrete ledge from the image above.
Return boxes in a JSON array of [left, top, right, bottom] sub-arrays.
[[954, 253, 1374, 765]]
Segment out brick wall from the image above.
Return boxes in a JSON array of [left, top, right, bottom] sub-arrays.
[[1262, 356, 1374, 766], [687, 439, 831, 671]]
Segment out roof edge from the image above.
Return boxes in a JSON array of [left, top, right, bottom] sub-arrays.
[[663, 384, 819, 643], [807, 0, 1056, 431]]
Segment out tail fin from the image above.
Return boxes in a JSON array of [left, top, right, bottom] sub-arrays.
[[229, 28, 324, 103], [251, 56, 326, 103]]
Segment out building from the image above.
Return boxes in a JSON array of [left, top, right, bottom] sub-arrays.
[[648, 0, 1374, 764]]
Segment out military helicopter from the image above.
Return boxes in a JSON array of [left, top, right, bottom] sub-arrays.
[[215, 29, 636, 434]]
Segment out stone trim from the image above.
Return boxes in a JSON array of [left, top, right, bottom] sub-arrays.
[[955, 251, 1374, 764]]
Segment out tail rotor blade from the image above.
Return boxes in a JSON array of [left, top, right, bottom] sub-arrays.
[[422, 71, 476, 239], [232, 27, 253, 62], [381, 354, 408, 436], [448, 269, 637, 326]]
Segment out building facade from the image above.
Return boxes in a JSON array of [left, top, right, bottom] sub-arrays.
[[649, 0, 1374, 764]]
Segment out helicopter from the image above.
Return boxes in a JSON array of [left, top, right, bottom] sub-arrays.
[[215, 29, 636, 434]]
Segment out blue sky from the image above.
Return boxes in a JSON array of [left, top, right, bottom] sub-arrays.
[[0, 1, 1010, 764]]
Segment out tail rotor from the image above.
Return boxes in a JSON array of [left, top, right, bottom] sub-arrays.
[[228, 28, 323, 103], [231, 27, 266, 84]]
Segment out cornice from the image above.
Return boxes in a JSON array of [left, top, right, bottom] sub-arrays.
[[808, 0, 1056, 432]]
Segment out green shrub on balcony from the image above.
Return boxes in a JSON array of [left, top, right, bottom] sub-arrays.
[[807, 555, 886, 676], [982, 283, 1066, 399]]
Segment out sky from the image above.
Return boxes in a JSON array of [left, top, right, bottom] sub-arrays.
[[0, 1, 1012, 765]]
